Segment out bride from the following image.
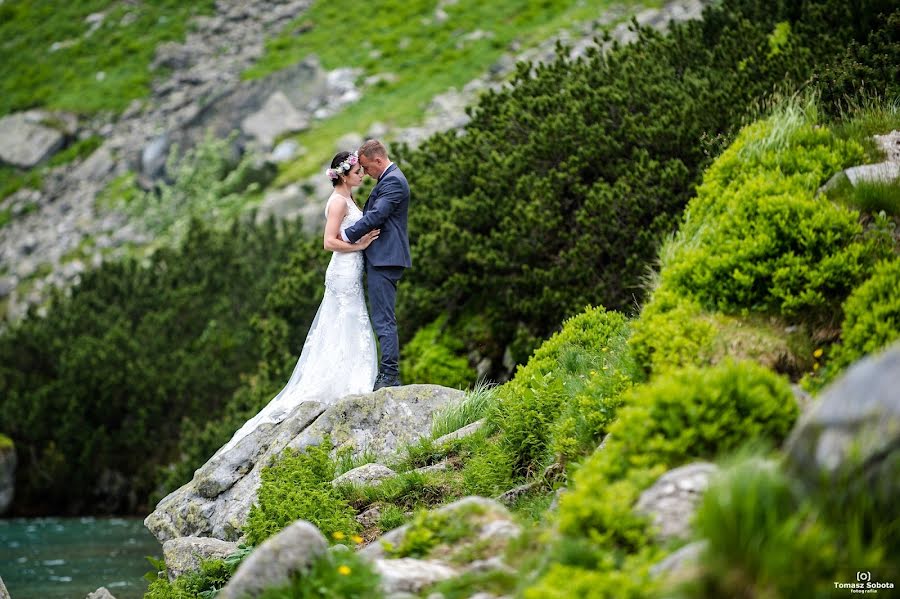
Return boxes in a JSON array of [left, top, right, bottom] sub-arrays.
[[219, 151, 380, 453]]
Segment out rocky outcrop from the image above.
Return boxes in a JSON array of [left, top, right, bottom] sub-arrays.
[[162, 536, 240, 580], [218, 521, 327, 599], [145, 385, 462, 542], [784, 342, 900, 515], [0, 575, 9, 599], [0, 436, 15, 515], [85, 588, 117, 599]]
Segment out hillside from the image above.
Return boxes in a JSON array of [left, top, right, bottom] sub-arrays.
[[0, 0, 666, 325]]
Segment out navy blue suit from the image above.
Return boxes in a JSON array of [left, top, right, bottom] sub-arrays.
[[343, 163, 411, 378]]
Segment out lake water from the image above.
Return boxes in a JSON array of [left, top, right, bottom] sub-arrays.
[[0, 517, 162, 599]]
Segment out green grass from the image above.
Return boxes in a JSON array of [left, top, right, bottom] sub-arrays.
[[0, 0, 214, 116], [431, 381, 497, 439], [250, 0, 655, 183]]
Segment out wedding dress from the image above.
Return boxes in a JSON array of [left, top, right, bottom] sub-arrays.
[[219, 192, 377, 453]]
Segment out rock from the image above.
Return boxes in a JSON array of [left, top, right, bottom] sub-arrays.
[[433, 419, 484, 446], [874, 129, 900, 162], [361, 496, 520, 561], [140, 134, 170, 181], [241, 91, 309, 149], [634, 462, 718, 541], [649, 540, 707, 580], [332, 463, 397, 487], [0, 576, 9, 599], [269, 139, 302, 163], [374, 558, 457, 594], [255, 184, 308, 227], [146, 386, 460, 542], [336, 132, 364, 153], [162, 536, 239, 580], [86, 587, 117, 599], [73, 145, 115, 183], [287, 385, 463, 461], [0, 111, 65, 168], [413, 460, 450, 475], [356, 505, 383, 528], [844, 162, 899, 186], [784, 342, 900, 515], [218, 521, 328, 599], [0, 278, 14, 299], [0, 438, 13, 514]]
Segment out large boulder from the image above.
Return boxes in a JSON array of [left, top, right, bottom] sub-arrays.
[[634, 462, 718, 541], [784, 342, 900, 515], [218, 521, 327, 599], [162, 536, 239, 580], [0, 111, 65, 168], [145, 385, 461, 542]]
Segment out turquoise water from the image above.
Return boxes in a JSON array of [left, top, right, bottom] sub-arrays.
[[0, 517, 162, 599]]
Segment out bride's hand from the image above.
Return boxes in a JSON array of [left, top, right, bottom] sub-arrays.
[[359, 229, 380, 249]]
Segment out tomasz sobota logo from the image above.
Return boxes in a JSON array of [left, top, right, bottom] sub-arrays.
[[834, 572, 895, 594]]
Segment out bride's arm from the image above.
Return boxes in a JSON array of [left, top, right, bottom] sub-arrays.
[[324, 201, 379, 252]]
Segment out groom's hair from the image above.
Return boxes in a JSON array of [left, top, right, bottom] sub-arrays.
[[359, 139, 388, 160]]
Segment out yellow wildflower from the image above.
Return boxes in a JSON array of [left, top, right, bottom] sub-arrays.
[[813, 362, 820, 371], [338, 565, 351, 576], [813, 348, 823, 358], [332, 531, 346, 540], [351, 534, 364, 544]]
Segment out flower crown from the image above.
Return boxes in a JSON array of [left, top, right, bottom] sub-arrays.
[[325, 151, 358, 181]]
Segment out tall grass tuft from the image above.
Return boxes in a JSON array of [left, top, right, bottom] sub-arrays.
[[431, 381, 498, 439]]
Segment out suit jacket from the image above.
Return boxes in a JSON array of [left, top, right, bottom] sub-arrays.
[[343, 163, 412, 268]]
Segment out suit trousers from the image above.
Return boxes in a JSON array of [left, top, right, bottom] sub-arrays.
[[367, 264, 405, 377]]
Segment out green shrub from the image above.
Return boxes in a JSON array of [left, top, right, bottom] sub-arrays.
[[386, 507, 476, 559], [808, 258, 900, 388], [257, 549, 383, 599], [395, 0, 892, 374], [0, 217, 321, 514], [242, 442, 359, 546], [487, 306, 636, 479], [629, 286, 717, 374], [144, 557, 231, 599], [557, 360, 798, 549], [401, 315, 476, 388], [661, 107, 880, 323]]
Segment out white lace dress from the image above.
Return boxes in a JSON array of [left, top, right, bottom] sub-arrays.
[[219, 193, 377, 453]]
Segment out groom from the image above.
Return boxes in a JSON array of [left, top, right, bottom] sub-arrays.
[[342, 139, 412, 390]]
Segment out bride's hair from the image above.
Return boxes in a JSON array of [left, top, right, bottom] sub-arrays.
[[329, 151, 354, 187]]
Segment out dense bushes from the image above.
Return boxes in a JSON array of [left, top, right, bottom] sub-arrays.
[[480, 307, 638, 486], [0, 218, 327, 514], [631, 100, 892, 377], [394, 0, 897, 372], [401, 316, 476, 388]]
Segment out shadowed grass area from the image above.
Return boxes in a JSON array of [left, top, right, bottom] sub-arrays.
[[0, 0, 214, 116], [250, 0, 656, 183]]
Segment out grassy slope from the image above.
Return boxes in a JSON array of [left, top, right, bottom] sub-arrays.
[[0, 0, 214, 116], [246, 0, 657, 184]]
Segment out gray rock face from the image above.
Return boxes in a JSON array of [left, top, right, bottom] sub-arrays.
[[0, 575, 9, 599], [634, 462, 718, 541], [649, 540, 707, 580], [0, 111, 65, 168], [0, 440, 15, 515], [240, 91, 309, 149], [784, 343, 900, 512], [332, 463, 397, 487], [162, 536, 239, 580], [85, 588, 117, 599], [287, 385, 464, 461], [218, 521, 327, 599], [145, 385, 460, 542], [433, 419, 484, 446]]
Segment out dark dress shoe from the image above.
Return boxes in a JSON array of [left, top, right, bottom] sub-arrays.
[[373, 373, 402, 391]]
